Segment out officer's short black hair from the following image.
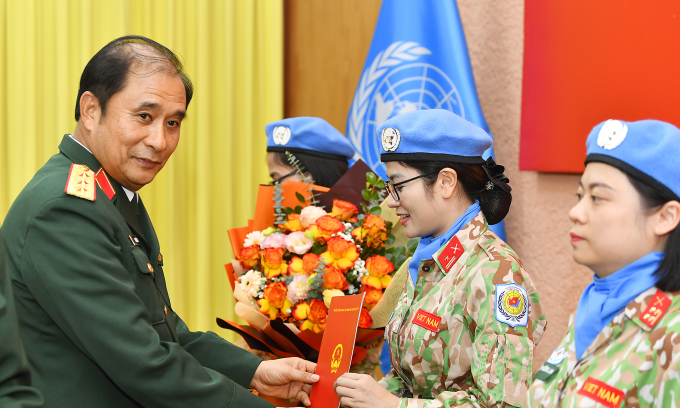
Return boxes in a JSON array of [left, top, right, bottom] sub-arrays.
[[74, 35, 193, 121]]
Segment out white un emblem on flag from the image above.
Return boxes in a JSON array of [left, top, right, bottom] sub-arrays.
[[348, 41, 465, 172]]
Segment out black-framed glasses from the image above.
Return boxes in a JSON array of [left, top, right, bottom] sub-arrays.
[[385, 171, 440, 202], [269, 169, 299, 186]]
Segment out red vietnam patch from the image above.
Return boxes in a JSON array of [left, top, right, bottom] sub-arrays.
[[412, 309, 441, 332], [437, 236, 464, 273], [577, 377, 623, 408], [640, 290, 671, 329]]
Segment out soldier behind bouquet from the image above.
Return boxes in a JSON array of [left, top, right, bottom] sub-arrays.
[[0, 35, 318, 408], [265, 117, 355, 187], [529, 119, 680, 407], [334, 109, 547, 407]]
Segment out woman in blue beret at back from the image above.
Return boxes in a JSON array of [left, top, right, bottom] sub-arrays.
[[265, 117, 355, 187], [529, 119, 680, 407], [334, 109, 547, 408]]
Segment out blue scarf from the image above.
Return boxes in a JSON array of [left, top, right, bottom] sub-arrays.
[[408, 201, 481, 285], [575, 251, 663, 359]]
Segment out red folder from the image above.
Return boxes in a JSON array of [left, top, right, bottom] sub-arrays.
[[309, 294, 365, 408]]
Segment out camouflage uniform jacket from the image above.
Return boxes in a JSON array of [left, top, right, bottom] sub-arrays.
[[379, 213, 548, 408], [528, 286, 680, 408]]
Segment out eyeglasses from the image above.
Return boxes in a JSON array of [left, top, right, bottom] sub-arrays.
[[268, 169, 299, 186], [385, 171, 440, 202]]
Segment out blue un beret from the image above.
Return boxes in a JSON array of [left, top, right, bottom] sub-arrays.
[[585, 119, 680, 200], [265, 117, 355, 161], [376, 109, 492, 164]]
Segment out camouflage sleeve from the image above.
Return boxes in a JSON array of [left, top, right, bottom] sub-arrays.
[[657, 336, 680, 405], [378, 367, 404, 398]]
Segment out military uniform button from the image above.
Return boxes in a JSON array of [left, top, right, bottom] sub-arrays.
[[158, 254, 162, 262], [164, 306, 168, 316], [147, 263, 154, 273], [422, 265, 431, 272]]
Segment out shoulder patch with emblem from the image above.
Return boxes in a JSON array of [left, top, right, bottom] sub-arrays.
[[494, 282, 529, 327], [65, 164, 96, 201], [436, 236, 464, 273], [640, 289, 671, 328]]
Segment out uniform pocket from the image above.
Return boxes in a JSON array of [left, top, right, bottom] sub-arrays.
[[130, 246, 154, 274], [129, 246, 163, 324]]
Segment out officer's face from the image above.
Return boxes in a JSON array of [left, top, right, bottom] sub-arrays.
[[569, 162, 665, 277], [266, 152, 307, 185], [385, 162, 450, 239], [82, 65, 186, 191]]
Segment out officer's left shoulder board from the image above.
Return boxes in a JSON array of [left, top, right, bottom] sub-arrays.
[[65, 164, 96, 201], [494, 282, 529, 327]]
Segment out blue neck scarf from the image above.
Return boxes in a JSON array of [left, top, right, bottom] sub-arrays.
[[408, 201, 481, 285], [574, 251, 663, 359]]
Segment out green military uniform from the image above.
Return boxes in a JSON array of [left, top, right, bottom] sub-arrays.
[[0, 135, 272, 407], [0, 242, 44, 408], [528, 286, 680, 408], [379, 213, 548, 408]]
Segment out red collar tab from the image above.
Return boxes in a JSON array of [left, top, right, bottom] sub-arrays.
[[95, 168, 116, 201], [640, 290, 671, 329], [437, 236, 464, 273], [577, 377, 623, 408]]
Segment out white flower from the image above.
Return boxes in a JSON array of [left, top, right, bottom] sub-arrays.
[[239, 270, 266, 300], [261, 232, 287, 249], [285, 231, 314, 255], [323, 289, 345, 308], [243, 231, 265, 248], [287, 274, 311, 303], [299, 206, 328, 228]]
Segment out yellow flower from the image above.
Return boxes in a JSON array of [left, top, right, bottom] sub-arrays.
[[320, 236, 359, 272]]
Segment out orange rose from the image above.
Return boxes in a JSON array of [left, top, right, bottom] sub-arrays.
[[299, 299, 328, 333], [329, 199, 359, 222], [237, 246, 260, 269], [289, 253, 321, 275], [320, 236, 359, 272], [351, 215, 388, 249], [281, 213, 303, 232], [309, 299, 328, 323], [358, 307, 373, 328], [258, 282, 293, 319], [321, 266, 349, 290], [366, 255, 394, 277], [361, 287, 383, 311], [309, 215, 346, 241], [261, 248, 288, 278]]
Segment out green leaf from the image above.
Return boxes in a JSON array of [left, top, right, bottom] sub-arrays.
[[368, 206, 382, 215], [386, 233, 395, 244], [361, 190, 372, 201], [385, 247, 395, 254], [366, 172, 378, 185], [295, 206, 303, 214], [295, 191, 306, 203], [407, 238, 420, 254], [284, 207, 295, 215], [376, 179, 385, 189], [371, 191, 380, 201]]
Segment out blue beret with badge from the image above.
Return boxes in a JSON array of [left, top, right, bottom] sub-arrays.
[[265, 117, 355, 161], [377, 109, 492, 163], [585, 119, 680, 200], [377, 109, 511, 192]]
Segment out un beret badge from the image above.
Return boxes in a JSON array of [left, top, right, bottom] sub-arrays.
[[272, 126, 291, 145], [597, 119, 628, 150], [381, 127, 400, 152]]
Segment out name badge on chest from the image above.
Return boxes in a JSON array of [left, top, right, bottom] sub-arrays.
[[413, 308, 441, 332], [577, 377, 624, 408]]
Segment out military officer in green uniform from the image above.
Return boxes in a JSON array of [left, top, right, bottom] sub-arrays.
[[0, 245, 44, 407], [0, 36, 318, 408]]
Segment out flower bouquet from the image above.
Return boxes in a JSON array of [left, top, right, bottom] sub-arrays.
[[218, 157, 414, 403]]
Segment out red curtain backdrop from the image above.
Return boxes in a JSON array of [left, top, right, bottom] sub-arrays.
[[520, 1, 680, 173]]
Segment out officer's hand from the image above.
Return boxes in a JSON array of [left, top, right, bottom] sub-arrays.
[[250, 357, 319, 407], [334, 373, 400, 408]]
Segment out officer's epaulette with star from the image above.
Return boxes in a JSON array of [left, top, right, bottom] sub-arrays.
[[64, 164, 116, 201], [65, 164, 96, 201]]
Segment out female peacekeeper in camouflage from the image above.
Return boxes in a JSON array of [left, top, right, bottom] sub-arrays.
[[529, 119, 680, 408], [334, 109, 548, 408]]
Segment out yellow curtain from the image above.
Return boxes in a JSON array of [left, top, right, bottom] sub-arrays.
[[0, 0, 283, 341]]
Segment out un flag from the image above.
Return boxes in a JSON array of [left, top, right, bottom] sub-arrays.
[[346, 0, 505, 239]]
